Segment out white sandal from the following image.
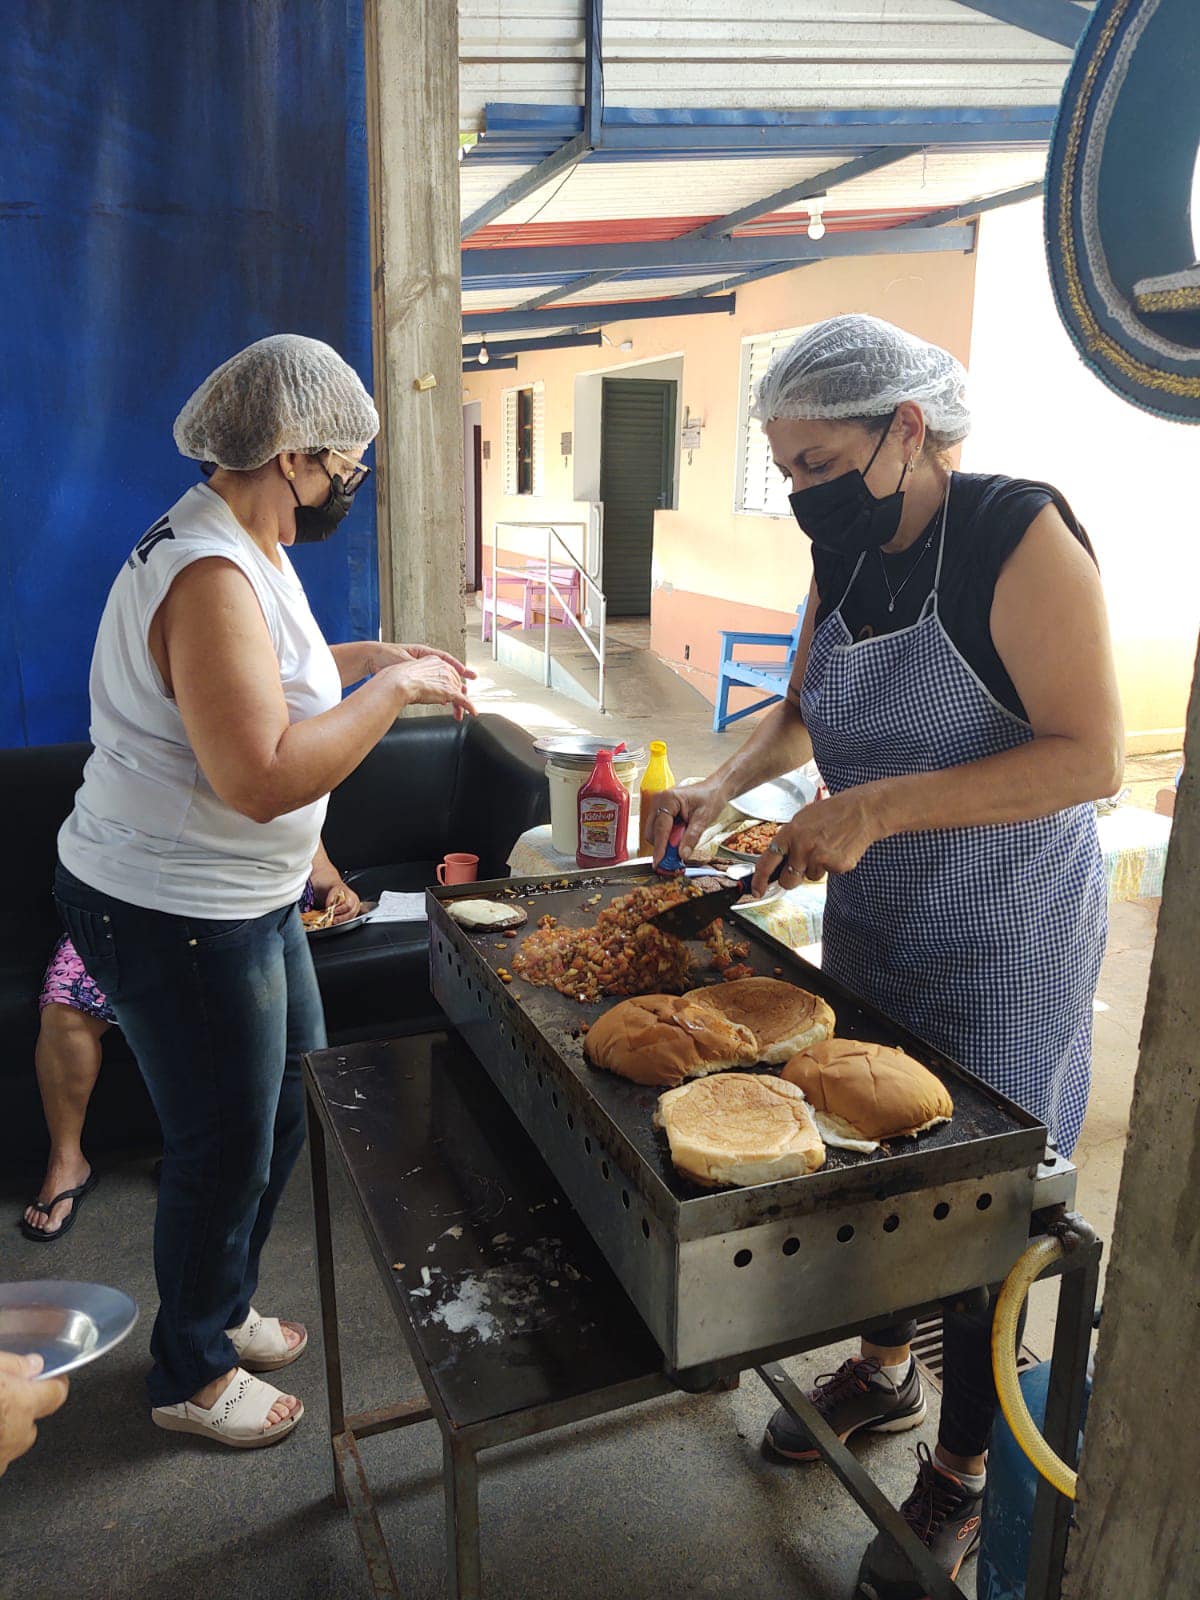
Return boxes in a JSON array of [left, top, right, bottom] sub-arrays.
[[226, 1306, 308, 1372], [151, 1369, 303, 1449]]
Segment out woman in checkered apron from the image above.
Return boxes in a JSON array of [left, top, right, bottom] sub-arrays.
[[652, 316, 1120, 1599]]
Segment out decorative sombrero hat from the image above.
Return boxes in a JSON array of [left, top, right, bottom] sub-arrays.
[[1045, 0, 1200, 421]]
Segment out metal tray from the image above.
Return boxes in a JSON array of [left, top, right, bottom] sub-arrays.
[[305, 901, 379, 938], [430, 866, 1045, 1367]]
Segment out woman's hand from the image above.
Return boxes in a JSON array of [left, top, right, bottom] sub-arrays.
[[322, 880, 361, 924], [749, 788, 887, 897], [366, 641, 476, 684], [0, 1352, 68, 1476], [381, 657, 476, 720], [649, 780, 728, 865]]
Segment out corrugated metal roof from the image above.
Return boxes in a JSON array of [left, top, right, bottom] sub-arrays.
[[455, 3, 1081, 318], [459, 1, 1086, 131], [460, 148, 1047, 236]]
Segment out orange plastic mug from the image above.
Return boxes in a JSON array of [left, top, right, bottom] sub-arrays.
[[437, 853, 479, 885]]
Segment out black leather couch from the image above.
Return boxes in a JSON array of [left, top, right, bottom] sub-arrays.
[[2, 714, 548, 1176]]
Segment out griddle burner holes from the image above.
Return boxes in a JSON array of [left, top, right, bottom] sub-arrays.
[[837, 1225, 855, 1243], [883, 1214, 901, 1233], [934, 1202, 951, 1220], [782, 1237, 800, 1256], [734, 1249, 752, 1268], [641, 1218, 651, 1240], [621, 1189, 630, 1209], [976, 1192, 993, 1211]]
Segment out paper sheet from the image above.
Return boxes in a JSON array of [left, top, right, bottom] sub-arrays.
[[369, 891, 428, 923]]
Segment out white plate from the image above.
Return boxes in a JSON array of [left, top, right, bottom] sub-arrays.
[[0, 1280, 139, 1379], [729, 772, 817, 823]]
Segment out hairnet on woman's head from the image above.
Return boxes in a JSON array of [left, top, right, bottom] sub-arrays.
[[752, 314, 970, 442], [173, 334, 380, 470]]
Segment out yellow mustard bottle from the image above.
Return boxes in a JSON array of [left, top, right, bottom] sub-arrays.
[[638, 739, 676, 851]]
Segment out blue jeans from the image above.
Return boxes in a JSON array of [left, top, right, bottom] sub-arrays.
[[54, 864, 326, 1406]]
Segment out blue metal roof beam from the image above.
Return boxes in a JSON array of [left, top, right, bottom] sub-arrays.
[[462, 295, 736, 336], [479, 103, 1058, 147], [951, 1, 1088, 49], [462, 225, 974, 281], [461, 332, 603, 359], [588, 105, 1057, 152], [683, 180, 1045, 298], [511, 145, 923, 315], [460, 0, 603, 240]]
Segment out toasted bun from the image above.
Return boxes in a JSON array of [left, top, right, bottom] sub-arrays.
[[653, 1073, 826, 1188], [781, 1038, 953, 1144], [686, 977, 835, 1065], [584, 995, 761, 1088]]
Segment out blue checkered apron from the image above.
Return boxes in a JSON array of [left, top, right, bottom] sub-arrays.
[[800, 488, 1105, 1155]]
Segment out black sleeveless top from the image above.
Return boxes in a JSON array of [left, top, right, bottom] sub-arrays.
[[811, 472, 1095, 722]]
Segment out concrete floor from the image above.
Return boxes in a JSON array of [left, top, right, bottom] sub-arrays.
[[0, 622, 1161, 1600]]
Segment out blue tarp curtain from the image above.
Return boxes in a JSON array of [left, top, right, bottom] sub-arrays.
[[0, 1, 377, 746]]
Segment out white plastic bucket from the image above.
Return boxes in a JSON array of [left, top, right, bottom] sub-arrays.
[[547, 756, 639, 854]]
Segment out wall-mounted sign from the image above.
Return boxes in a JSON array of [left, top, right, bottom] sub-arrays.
[[560, 431, 573, 456], [681, 422, 703, 450], [481, 440, 491, 461]]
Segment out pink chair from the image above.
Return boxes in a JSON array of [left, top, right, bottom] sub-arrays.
[[481, 571, 534, 641]]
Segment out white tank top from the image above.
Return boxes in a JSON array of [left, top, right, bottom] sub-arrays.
[[59, 483, 343, 918]]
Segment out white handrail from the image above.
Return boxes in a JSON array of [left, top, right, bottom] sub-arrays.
[[486, 519, 608, 711]]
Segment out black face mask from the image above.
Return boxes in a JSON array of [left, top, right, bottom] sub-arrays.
[[788, 414, 907, 556], [289, 460, 355, 544]]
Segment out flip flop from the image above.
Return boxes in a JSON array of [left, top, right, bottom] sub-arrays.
[[19, 1169, 99, 1243], [151, 1369, 303, 1449], [226, 1307, 308, 1372]]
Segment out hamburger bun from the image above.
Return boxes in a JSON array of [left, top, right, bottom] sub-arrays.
[[685, 977, 835, 1065], [781, 1038, 953, 1150], [584, 995, 760, 1088], [654, 1073, 826, 1188]]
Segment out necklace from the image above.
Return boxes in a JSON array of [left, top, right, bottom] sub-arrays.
[[877, 490, 948, 614]]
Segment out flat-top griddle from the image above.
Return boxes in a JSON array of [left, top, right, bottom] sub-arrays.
[[431, 866, 1045, 1368]]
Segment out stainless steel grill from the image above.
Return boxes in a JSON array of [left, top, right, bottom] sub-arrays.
[[430, 866, 1052, 1369]]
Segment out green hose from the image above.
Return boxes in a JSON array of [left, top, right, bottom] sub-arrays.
[[990, 1234, 1078, 1499]]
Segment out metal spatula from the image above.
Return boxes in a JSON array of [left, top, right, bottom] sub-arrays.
[[646, 861, 785, 941]]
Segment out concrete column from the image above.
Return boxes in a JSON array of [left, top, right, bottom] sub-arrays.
[[363, 0, 465, 660], [1063, 637, 1200, 1597]]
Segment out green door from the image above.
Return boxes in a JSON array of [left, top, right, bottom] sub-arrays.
[[599, 378, 677, 617]]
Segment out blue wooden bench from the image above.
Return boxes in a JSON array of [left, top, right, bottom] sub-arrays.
[[712, 601, 807, 733]]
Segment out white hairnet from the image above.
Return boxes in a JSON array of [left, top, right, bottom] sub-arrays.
[[173, 334, 380, 470], [752, 314, 970, 442]]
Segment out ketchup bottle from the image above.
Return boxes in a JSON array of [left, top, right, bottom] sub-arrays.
[[576, 746, 631, 869]]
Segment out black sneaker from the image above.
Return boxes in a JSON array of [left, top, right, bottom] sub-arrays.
[[855, 1442, 984, 1600], [763, 1356, 926, 1463]]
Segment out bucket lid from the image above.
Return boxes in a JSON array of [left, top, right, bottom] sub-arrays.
[[535, 735, 645, 768]]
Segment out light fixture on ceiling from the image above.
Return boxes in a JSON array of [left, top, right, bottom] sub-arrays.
[[477, 335, 490, 366], [619, 339, 633, 351], [807, 204, 826, 242]]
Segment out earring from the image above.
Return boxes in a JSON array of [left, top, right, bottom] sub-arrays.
[[286, 470, 295, 479]]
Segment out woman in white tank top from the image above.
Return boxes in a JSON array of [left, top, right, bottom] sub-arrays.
[[55, 335, 474, 1449]]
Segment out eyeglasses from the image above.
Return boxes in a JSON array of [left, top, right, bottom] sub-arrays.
[[315, 446, 372, 495]]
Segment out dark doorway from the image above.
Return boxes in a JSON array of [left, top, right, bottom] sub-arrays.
[[599, 378, 677, 617]]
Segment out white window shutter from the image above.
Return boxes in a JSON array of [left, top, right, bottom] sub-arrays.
[[531, 383, 545, 497], [502, 391, 517, 496], [739, 331, 801, 516]]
